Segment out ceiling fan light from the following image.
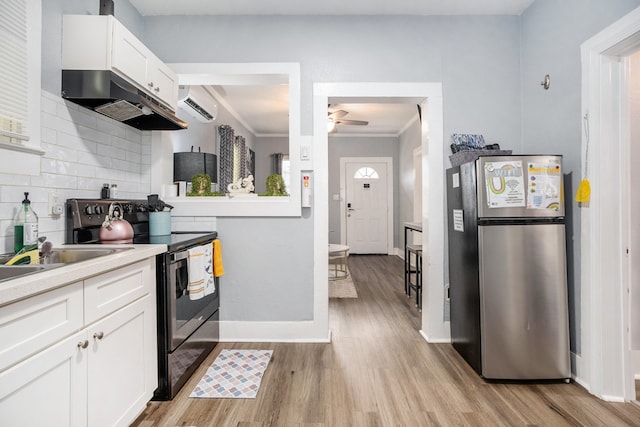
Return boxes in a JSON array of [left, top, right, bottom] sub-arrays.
[[327, 120, 336, 133]]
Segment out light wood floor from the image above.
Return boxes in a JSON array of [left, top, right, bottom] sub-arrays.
[[132, 255, 640, 426]]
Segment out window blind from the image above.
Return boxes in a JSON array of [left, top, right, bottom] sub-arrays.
[[0, 0, 29, 144]]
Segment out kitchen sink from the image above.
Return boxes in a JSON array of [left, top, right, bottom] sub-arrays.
[[42, 247, 133, 264], [0, 264, 65, 283], [0, 247, 133, 284]]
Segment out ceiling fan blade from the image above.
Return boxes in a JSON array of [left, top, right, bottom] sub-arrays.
[[335, 119, 369, 126], [328, 110, 348, 120]]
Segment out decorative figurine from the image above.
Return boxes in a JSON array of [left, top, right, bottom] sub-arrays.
[[227, 175, 256, 197]]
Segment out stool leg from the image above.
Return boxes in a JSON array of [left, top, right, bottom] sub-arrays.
[[407, 251, 412, 297], [404, 250, 409, 295], [416, 252, 422, 310]]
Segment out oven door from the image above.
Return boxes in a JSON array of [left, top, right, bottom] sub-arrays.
[[169, 249, 219, 351]]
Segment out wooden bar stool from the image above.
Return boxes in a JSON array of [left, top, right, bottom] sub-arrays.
[[405, 244, 422, 310]]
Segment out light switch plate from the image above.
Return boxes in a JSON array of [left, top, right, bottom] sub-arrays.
[[300, 145, 310, 160]]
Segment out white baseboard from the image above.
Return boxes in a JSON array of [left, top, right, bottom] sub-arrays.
[[571, 352, 589, 391], [219, 320, 331, 343], [601, 394, 626, 403], [419, 329, 451, 343]]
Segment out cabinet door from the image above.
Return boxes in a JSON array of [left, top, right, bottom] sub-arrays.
[[111, 19, 150, 92], [148, 59, 179, 108], [0, 330, 88, 427], [87, 295, 157, 427]]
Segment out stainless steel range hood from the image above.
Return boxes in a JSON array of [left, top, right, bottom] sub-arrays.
[[61, 70, 187, 131]]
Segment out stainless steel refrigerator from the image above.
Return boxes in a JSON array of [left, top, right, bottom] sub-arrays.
[[446, 155, 570, 380]]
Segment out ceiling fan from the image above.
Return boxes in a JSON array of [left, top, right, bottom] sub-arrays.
[[327, 107, 368, 133]]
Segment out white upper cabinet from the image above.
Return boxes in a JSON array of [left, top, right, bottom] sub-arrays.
[[62, 15, 178, 109]]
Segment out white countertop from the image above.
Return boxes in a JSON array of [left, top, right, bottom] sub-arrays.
[[0, 244, 167, 307]]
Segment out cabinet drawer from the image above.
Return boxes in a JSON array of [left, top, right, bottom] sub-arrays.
[[0, 282, 83, 371], [84, 260, 151, 324]]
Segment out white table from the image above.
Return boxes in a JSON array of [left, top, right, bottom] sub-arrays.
[[328, 244, 349, 280]]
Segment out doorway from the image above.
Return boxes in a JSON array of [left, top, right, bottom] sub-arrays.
[[340, 157, 393, 254], [312, 82, 448, 342], [580, 7, 640, 402]]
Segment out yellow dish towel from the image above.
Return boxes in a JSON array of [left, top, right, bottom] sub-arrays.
[[213, 238, 225, 277]]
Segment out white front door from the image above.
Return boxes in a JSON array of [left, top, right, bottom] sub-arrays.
[[345, 161, 388, 253]]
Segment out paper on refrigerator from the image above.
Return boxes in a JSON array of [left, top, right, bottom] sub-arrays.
[[526, 161, 562, 210], [484, 161, 525, 208]]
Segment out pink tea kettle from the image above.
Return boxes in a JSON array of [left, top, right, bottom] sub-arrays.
[[99, 202, 134, 243]]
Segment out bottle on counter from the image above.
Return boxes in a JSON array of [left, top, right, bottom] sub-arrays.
[[110, 183, 118, 199], [101, 183, 110, 199], [13, 192, 38, 253]]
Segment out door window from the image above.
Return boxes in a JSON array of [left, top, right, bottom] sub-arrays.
[[354, 167, 379, 179]]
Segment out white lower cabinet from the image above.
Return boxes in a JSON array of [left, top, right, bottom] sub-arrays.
[[0, 329, 88, 427], [88, 295, 156, 427], [0, 259, 157, 427]]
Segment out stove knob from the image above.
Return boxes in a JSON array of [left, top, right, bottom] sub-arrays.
[[123, 204, 133, 214], [84, 206, 94, 215], [94, 205, 104, 215]]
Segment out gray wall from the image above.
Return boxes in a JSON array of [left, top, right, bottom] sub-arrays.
[[143, 15, 522, 140], [520, 0, 640, 354], [216, 216, 313, 321], [38, 1, 640, 334], [327, 136, 400, 246], [142, 15, 522, 323]]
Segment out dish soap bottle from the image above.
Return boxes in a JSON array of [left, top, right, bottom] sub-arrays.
[[13, 192, 38, 253]]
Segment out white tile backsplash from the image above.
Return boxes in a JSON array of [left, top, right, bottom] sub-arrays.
[[0, 90, 152, 252], [172, 216, 217, 232]]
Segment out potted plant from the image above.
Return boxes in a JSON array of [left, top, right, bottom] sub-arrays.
[[260, 174, 288, 196]]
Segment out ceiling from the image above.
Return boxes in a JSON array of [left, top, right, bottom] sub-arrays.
[[144, 0, 535, 137], [202, 83, 422, 138], [129, 0, 534, 16]]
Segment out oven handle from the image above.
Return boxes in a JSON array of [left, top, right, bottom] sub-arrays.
[[171, 251, 188, 262]]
